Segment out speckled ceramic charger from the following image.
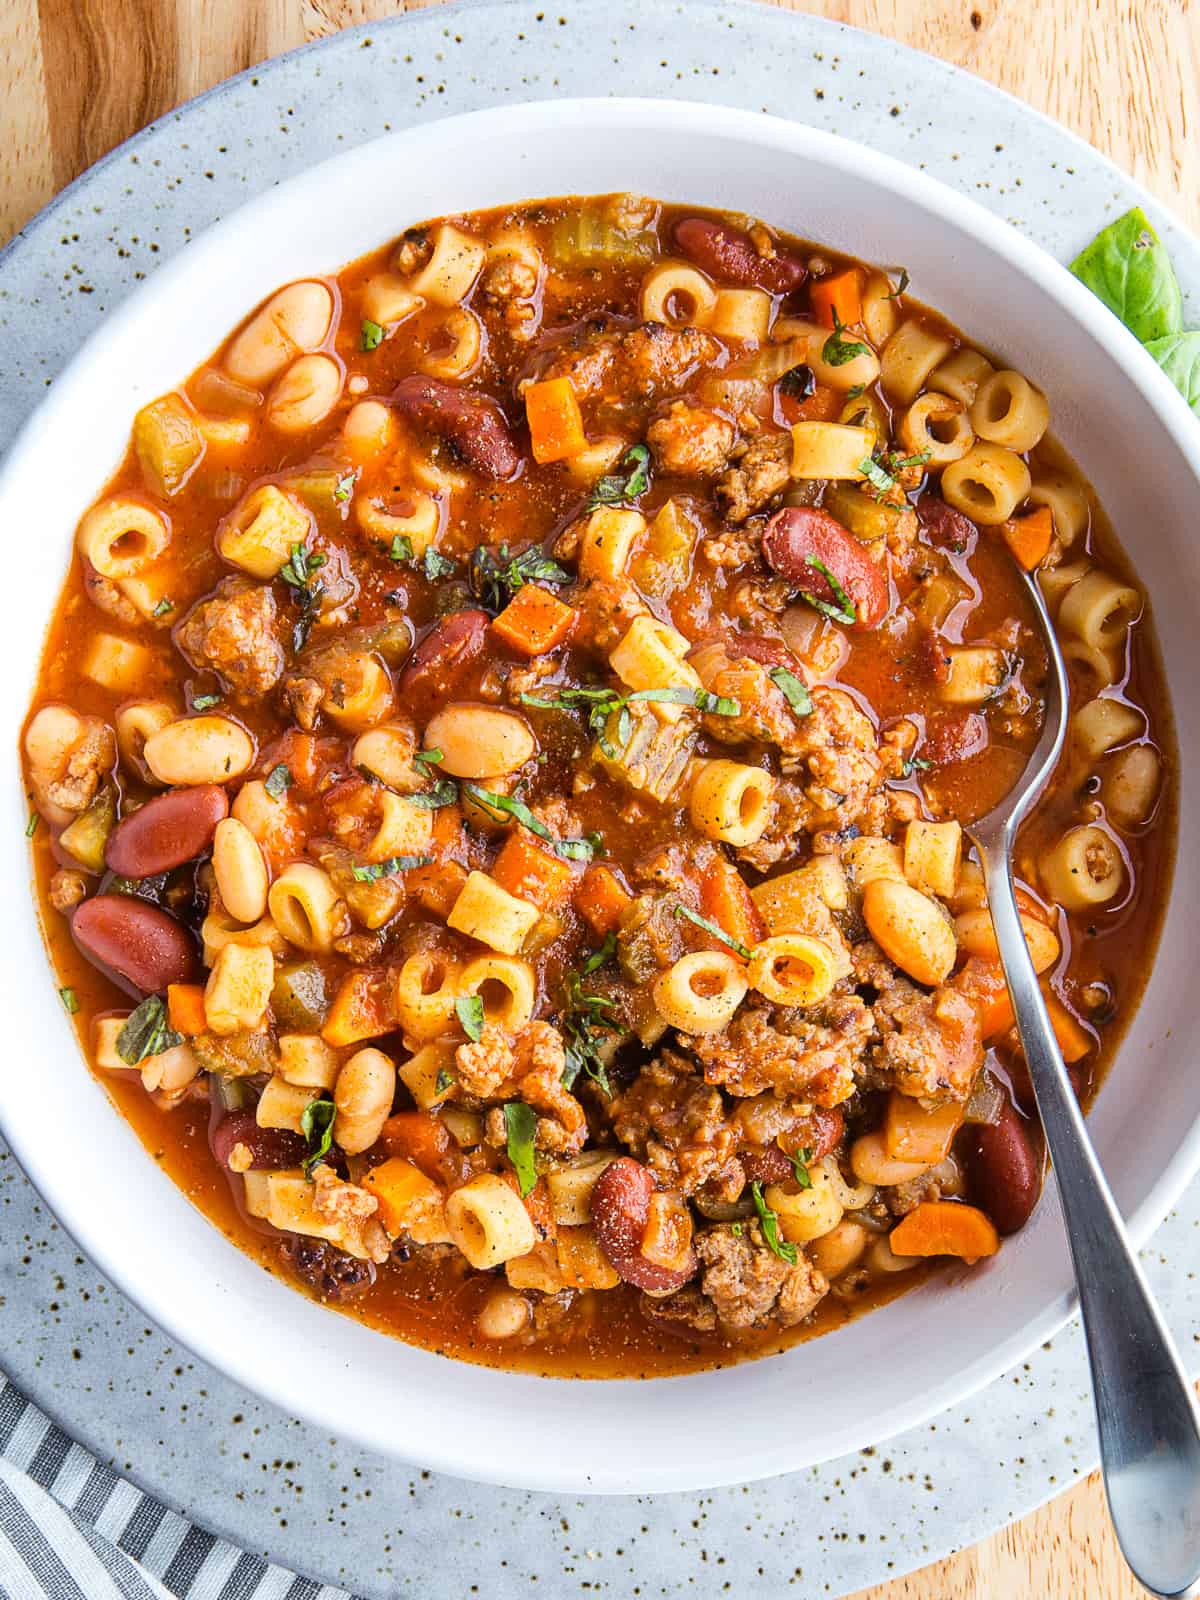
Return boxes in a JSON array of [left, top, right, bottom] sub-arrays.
[[2, 3, 1197, 1595]]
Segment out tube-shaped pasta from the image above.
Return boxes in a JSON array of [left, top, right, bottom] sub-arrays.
[[394, 949, 463, 1041], [577, 507, 646, 581], [1028, 471, 1090, 545], [765, 1165, 843, 1243], [1039, 825, 1123, 911], [652, 951, 749, 1034], [456, 955, 537, 1033], [689, 759, 775, 847], [204, 942, 275, 1035], [940, 443, 1031, 525], [640, 261, 717, 328], [446, 871, 541, 956], [1071, 697, 1142, 760], [969, 369, 1050, 451], [359, 790, 432, 862], [268, 863, 349, 953], [256, 1075, 319, 1134], [747, 934, 839, 1006], [115, 699, 175, 783], [1057, 569, 1141, 654], [1038, 557, 1092, 614], [77, 497, 169, 580], [790, 421, 875, 481], [446, 1174, 537, 1269], [419, 309, 483, 380], [1061, 636, 1121, 691], [278, 1034, 342, 1090], [861, 271, 900, 349], [928, 347, 994, 406], [545, 1151, 618, 1227], [710, 287, 772, 342], [397, 1042, 457, 1109], [356, 490, 443, 557], [361, 273, 423, 329], [898, 393, 973, 466], [218, 484, 312, 579], [609, 616, 702, 720], [903, 819, 962, 899], [938, 645, 1008, 705], [1104, 743, 1162, 830], [774, 317, 880, 392], [879, 319, 953, 405], [408, 225, 486, 306], [321, 654, 395, 734], [843, 836, 906, 888]]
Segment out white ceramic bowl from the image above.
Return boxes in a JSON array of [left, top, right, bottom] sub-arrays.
[[2, 98, 1197, 1494]]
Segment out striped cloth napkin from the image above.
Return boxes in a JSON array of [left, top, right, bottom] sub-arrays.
[[0, 1378, 359, 1600]]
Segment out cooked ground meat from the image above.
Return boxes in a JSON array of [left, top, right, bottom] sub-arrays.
[[538, 320, 720, 403], [688, 637, 808, 751], [777, 686, 905, 834], [481, 255, 538, 302], [572, 578, 650, 655], [280, 673, 325, 730], [715, 431, 792, 523], [647, 401, 736, 476], [689, 998, 873, 1106], [49, 868, 88, 912], [695, 1222, 829, 1329], [870, 980, 983, 1100], [83, 568, 142, 628], [41, 718, 115, 818], [610, 1054, 744, 1199], [454, 1020, 586, 1154], [177, 577, 286, 699]]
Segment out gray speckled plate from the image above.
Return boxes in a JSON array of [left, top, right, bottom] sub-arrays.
[[2, 2, 1198, 1595]]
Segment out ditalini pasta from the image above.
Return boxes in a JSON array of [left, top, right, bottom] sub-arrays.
[[23, 193, 1172, 1378]]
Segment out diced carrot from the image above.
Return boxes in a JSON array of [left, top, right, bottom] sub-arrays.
[[1042, 987, 1093, 1064], [362, 1157, 446, 1238], [491, 828, 576, 912], [380, 1110, 453, 1182], [261, 728, 321, 792], [780, 382, 843, 425], [884, 1091, 964, 1164], [574, 863, 633, 937], [409, 859, 469, 921], [699, 856, 766, 958], [524, 376, 587, 464], [952, 956, 1014, 1040], [491, 584, 578, 657], [889, 1200, 1000, 1260], [999, 505, 1053, 571], [809, 267, 864, 331], [430, 801, 467, 854], [321, 969, 395, 1048], [167, 983, 208, 1037]]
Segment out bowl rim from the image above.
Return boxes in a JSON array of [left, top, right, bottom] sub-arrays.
[[4, 93, 1200, 1494]]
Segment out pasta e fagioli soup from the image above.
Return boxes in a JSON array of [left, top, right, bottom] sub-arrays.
[[22, 195, 1172, 1375]]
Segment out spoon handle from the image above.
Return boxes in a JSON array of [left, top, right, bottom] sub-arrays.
[[975, 837, 1200, 1599]]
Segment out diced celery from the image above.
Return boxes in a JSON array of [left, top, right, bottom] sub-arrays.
[[133, 393, 205, 497], [629, 498, 698, 597], [271, 961, 330, 1030], [192, 1029, 278, 1077], [823, 482, 904, 546], [549, 209, 656, 269], [593, 706, 696, 803], [58, 785, 116, 874]]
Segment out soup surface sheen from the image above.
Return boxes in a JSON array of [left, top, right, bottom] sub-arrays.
[[22, 195, 1172, 1376]]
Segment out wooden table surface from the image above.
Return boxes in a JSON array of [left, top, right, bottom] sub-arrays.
[[3, 0, 1195, 1594]]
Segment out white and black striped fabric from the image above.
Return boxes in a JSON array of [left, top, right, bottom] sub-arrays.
[[0, 1378, 358, 1600]]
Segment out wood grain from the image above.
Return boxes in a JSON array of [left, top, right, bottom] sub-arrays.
[[0, 0, 1189, 1593]]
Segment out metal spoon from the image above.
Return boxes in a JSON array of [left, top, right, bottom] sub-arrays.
[[966, 563, 1200, 1598]]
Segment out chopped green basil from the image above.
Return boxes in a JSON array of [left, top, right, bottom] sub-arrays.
[[504, 1100, 538, 1197], [24, 811, 39, 838], [751, 1180, 798, 1264], [333, 470, 357, 503], [1070, 207, 1182, 344], [778, 363, 816, 400], [673, 903, 751, 961], [350, 854, 434, 882], [279, 542, 326, 591], [300, 1098, 336, 1177], [769, 666, 813, 717], [116, 995, 183, 1067], [884, 268, 910, 300], [264, 763, 292, 801], [790, 1147, 813, 1190], [191, 693, 222, 711], [901, 755, 935, 777], [456, 994, 485, 1042], [59, 986, 79, 1015], [415, 747, 443, 768], [152, 598, 174, 618], [389, 534, 414, 564], [435, 1065, 455, 1095], [468, 543, 571, 615], [799, 557, 857, 626], [858, 456, 895, 497], [463, 784, 599, 861], [423, 548, 458, 581], [585, 443, 652, 511], [580, 931, 618, 976], [821, 314, 871, 368], [406, 779, 459, 809], [360, 318, 385, 352]]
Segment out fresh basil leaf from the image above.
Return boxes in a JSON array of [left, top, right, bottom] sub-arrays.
[[1144, 331, 1200, 414], [456, 994, 485, 1042], [884, 268, 910, 300], [790, 1147, 813, 1190], [751, 1181, 798, 1264], [1070, 207, 1183, 344], [301, 1098, 336, 1177], [360, 319, 385, 351], [350, 854, 434, 881], [779, 363, 815, 400], [858, 456, 894, 497], [821, 314, 871, 367], [504, 1100, 538, 1197], [264, 763, 292, 801], [553, 832, 603, 862], [769, 666, 813, 717], [116, 995, 183, 1067], [585, 443, 652, 511], [901, 755, 935, 777], [406, 779, 458, 809], [673, 903, 751, 960], [415, 747, 443, 767]]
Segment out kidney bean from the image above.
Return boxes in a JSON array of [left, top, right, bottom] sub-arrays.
[[391, 375, 521, 480], [397, 609, 490, 716], [673, 217, 807, 294], [211, 1109, 307, 1171], [916, 493, 978, 554], [105, 785, 228, 878], [590, 1157, 697, 1294], [741, 1147, 793, 1186], [922, 709, 989, 766], [725, 630, 798, 671], [744, 1107, 844, 1184], [969, 1098, 1043, 1235], [72, 893, 198, 995], [762, 507, 890, 630]]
